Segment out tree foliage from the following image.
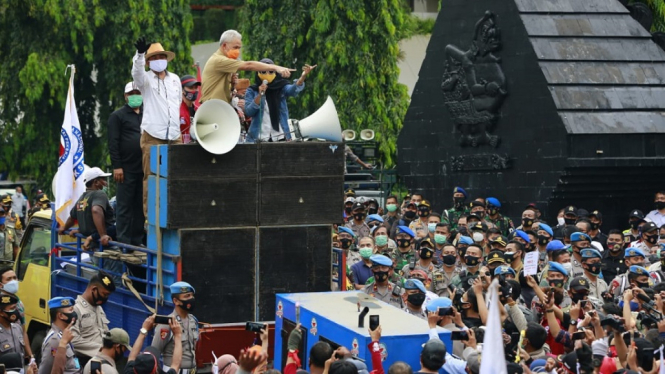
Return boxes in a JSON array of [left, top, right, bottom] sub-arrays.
[[630, 0, 665, 31], [240, 0, 410, 166], [0, 0, 193, 190]]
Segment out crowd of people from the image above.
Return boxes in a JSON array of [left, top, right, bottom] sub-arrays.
[[329, 187, 665, 373]]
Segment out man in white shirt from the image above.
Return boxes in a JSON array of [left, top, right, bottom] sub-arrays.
[[646, 190, 665, 228], [131, 37, 183, 217]]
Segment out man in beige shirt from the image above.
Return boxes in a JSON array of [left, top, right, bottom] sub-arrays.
[[201, 29, 293, 103]]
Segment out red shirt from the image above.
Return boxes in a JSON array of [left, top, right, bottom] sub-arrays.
[[179, 101, 200, 136]]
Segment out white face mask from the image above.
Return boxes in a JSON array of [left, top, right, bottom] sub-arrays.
[[149, 59, 168, 72], [557, 217, 565, 226], [472, 232, 484, 243], [562, 262, 573, 273], [2, 280, 18, 294]]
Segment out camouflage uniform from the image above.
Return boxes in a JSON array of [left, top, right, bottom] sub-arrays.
[[487, 214, 514, 237], [444, 206, 469, 230]]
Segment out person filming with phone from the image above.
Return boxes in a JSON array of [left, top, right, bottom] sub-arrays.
[[82, 328, 131, 374]]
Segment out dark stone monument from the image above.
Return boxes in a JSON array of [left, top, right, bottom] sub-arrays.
[[398, 0, 665, 228]]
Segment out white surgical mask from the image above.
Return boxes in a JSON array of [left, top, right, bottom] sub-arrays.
[[557, 217, 565, 226], [562, 262, 573, 273], [149, 59, 168, 72], [2, 280, 18, 294], [472, 232, 484, 243]]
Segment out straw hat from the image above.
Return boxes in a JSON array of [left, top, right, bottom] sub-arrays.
[[145, 43, 175, 61]]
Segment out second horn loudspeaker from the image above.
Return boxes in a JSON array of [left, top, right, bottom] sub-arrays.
[[192, 99, 241, 155]]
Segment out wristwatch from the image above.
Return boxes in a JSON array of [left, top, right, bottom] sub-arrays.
[[140, 328, 148, 335]]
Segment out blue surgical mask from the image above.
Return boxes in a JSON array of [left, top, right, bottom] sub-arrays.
[[2, 280, 18, 294], [149, 59, 168, 72], [428, 223, 437, 233]]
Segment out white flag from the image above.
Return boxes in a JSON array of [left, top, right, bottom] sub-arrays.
[[55, 65, 85, 226], [659, 345, 665, 374], [479, 279, 508, 374]]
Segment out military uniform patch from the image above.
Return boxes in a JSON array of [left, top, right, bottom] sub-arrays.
[[160, 329, 168, 340]]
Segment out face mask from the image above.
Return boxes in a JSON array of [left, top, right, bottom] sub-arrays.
[[127, 94, 143, 108], [656, 202, 665, 210], [548, 279, 564, 289], [453, 197, 464, 209], [428, 223, 437, 233], [646, 235, 658, 245], [345, 207, 352, 214], [404, 211, 416, 220], [473, 211, 485, 219], [434, 234, 447, 244], [375, 235, 388, 247], [562, 262, 573, 273], [564, 218, 576, 225], [184, 90, 199, 101], [418, 210, 430, 218], [2, 309, 19, 323], [2, 280, 18, 294], [396, 238, 411, 248], [149, 59, 168, 72], [414, 202, 420, 206], [571, 293, 587, 303], [258, 72, 276, 84], [368, 207, 378, 215], [102, 186, 110, 195], [630, 221, 641, 230], [557, 217, 565, 226], [374, 271, 388, 282], [590, 222, 599, 231], [465, 256, 480, 267], [609, 243, 623, 252], [92, 288, 108, 305], [340, 238, 353, 250], [359, 248, 373, 259], [227, 49, 240, 59], [633, 262, 645, 268], [585, 263, 601, 275], [442, 255, 457, 266], [407, 293, 426, 307], [353, 213, 366, 221], [504, 252, 515, 262], [635, 281, 649, 289], [386, 204, 397, 212], [488, 208, 498, 216], [472, 232, 484, 243], [537, 235, 550, 246], [178, 297, 196, 312], [419, 248, 433, 259], [522, 218, 534, 227], [61, 311, 78, 325]]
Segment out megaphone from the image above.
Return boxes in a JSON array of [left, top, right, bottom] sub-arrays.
[[342, 129, 357, 141], [360, 129, 375, 141], [192, 99, 241, 155], [292, 96, 343, 142]]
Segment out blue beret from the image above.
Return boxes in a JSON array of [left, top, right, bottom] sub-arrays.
[[404, 279, 427, 293], [397, 226, 415, 238], [515, 230, 530, 243], [629, 265, 650, 276], [453, 187, 467, 198], [459, 236, 473, 245], [494, 265, 516, 277], [580, 248, 601, 259], [367, 214, 384, 223], [538, 223, 553, 237], [570, 232, 591, 242], [370, 254, 392, 267], [625, 247, 646, 258], [426, 297, 453, 312], [546, 240, 565, 252], [48, 297, 76, 310], [338, 226, 355, 237], [548, 261, 568, 277], [170, 281, 195, 295], [486, 197, 501, 208]]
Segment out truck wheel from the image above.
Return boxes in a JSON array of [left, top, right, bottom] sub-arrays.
[[31, 330, 46, 364]]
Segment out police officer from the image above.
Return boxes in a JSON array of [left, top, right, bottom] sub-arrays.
[[623, 210, 646, 244], [444, 187, 469, 230], [402, 279, 427, 320], [601, 229, 628, 284], [569, 232, 591, 279], [344, 202, 370, 239], [39, 297, 80, 374], [339, 226, 361, 267], [450, 244, 484, 291], [0, 195, 22, 233], [152, 281, 199, 373], [486, 250, 507, 274], [401, 237, 436, 280], [82, 328, 131, 374], [431, 244, 460, 297], [609, 248, 648, 299], [0, 208, 18, 262], [71, 271, 115, 367], [28, 193, 51, 219], [0, 294, 25, 358], [579, 249, 608, 300], [391, 226, 417, 272], [485, 197, 514, 237], [630, 222, 660, 264], [553, 206, 578, 240], [363, 255, 404, 308]]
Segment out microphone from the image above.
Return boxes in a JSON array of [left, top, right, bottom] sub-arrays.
[[260, 80, 268, 96]]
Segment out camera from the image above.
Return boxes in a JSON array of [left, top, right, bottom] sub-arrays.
[[600, 315, 625, 332]]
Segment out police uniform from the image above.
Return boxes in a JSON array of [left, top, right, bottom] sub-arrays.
[[609, 249, 648, 299], [579, 249, 608, 300], [401, 279, 428, 320], [391, 226, 418, 272], [0, 224, 18, 262], [629, 240, 657, 265], [0, 294, 24, 358], [430, 266, 460, 297], [450, 268, 480, 291], [151, 282, 199, 371], [601, 246, 628, 284], [363, 255, 404, 308], [39, 297, 81, 374]]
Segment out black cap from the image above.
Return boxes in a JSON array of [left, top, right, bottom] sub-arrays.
[[588, 210, 602, 220], [470, 201, 485, 208], [421, 340, 446, 369], [95, 270, 117, 292], [471, 221, 487, 232], [352, 202, 365, 211], [577, 208, 589, 218], [642, 221, 659, 233], [0, 294, 18, 307], [180, 75, 201, 88], [630, 209, 645, 220], [506, 362, 523, 374], [133, 347, 162, 374], [344, 188, 355, 197], [563, 206, 578, 216], [569, 277, 590, 291], [0, 353, 23, 371]]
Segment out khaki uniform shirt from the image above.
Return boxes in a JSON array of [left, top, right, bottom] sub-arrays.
[[408, 219, 429, 238], [345, 220, 370, 239], [362, 282, 404, 309], [72, 295, 109, 359], [151, 312, 199, 369], [0, 321, 24, 357], [82, 352, 118, 374], [200, 51, 244, 103], [570, 258, 585, 279], [402, 306, 427, 320], [39, 324, 81, 374], [0, 226, 18, 261], [431, 266, 461, 297], [588, 276, 609, 301], [401, 261, 436, 283]]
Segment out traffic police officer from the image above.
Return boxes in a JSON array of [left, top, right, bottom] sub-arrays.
[[485, 197, 514, 237], [152, 281, 199, 373], [609, 248, 648, 299], [402, 279, 427, 320], [363, 255, 404, 308], [0, 294, 25, 357], [444, 187, 469, 230], [391, 226, 417, 273], [39, 297, 79, 374], [72, 271, 115, 367]]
